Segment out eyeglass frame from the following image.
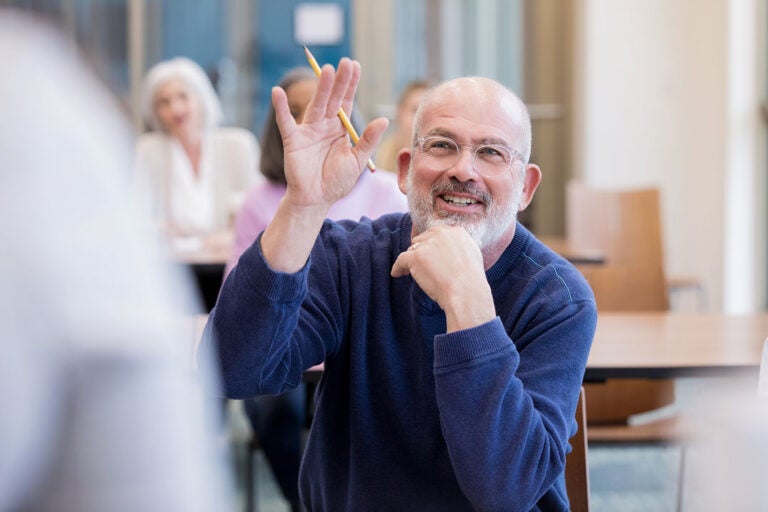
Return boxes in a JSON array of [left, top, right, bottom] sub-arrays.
[[412, 135, 526, 176]]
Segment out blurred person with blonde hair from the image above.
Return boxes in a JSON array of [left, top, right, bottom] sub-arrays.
[[375, 79, 431, 173]]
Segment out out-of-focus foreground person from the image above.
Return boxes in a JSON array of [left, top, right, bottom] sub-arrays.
[[134, 56, 260, 251], [684, 379, 768, 511], [375, 80, 431, 173], [0, 10, 233, 512]]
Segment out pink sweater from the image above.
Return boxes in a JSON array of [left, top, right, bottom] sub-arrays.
[[226, 170, 407, 275]]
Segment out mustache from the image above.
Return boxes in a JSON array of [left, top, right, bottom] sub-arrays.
[[430, 180, 492, 205]]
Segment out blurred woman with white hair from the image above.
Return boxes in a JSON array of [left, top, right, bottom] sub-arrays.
[[134, 57, 260, 249]]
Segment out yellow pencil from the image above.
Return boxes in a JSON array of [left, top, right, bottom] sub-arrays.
[[304, 46, 376, 172]]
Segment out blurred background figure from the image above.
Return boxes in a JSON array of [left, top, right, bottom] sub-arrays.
[[134, 56, 261, 253], [225, 67, 407, 512], [0, 9, 233, 512], [375, 79, 431, 173]]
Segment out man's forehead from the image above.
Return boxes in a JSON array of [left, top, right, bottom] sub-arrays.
[[419, 95, 524, 141], [429, 77, 509, 102], [422, 80, 522, 119]]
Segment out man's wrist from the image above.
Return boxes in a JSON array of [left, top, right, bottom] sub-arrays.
[[443, 286, 496, 333], [260, 199, 329, 273]]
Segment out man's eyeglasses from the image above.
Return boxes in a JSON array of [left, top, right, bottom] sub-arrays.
[[413, 136, 524, 176]]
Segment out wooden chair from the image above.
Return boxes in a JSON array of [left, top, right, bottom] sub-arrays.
[[567, 181, 687, 508], [565, 387, 590, 512], [566, 181, 682, 442], [243, 433, 261, 512]]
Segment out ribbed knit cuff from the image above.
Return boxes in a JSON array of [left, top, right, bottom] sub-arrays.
[[238, 233, 309, 303], [433, 317, 512, 369]]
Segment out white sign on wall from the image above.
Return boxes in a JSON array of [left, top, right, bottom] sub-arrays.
[[294, 3, 344, 46]]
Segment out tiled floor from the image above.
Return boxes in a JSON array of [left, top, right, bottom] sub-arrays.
[[239, 451, 292, 512], [233, 444, 684, 512], [231, 378, 759, 512], [589, 445, 683, 512]]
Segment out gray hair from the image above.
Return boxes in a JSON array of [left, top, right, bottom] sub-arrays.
[[140, 57, 222, 132]]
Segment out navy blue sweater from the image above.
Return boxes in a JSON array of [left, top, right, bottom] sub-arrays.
[[205, 214, 596, 511]]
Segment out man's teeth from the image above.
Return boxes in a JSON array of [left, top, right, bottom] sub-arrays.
[[443, 194, 478, 205]]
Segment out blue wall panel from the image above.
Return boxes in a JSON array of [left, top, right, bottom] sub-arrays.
[[160, 1, 224, 76], [255, 0, 351, 135]]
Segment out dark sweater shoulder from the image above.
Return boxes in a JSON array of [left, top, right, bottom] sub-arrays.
[[491, 224, 596, 307]]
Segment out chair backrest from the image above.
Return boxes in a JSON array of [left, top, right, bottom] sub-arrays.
[[567, 180, 670, 312], [566, 387, 590, 511], [575, 264, 668, 312], [566, 181, 664, 267]]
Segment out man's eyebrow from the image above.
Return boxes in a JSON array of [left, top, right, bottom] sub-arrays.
[[477, 137, 512, 148], [423, 128, 455, 138]]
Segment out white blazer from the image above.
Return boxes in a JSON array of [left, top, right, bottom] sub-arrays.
[[134, 127, 261, 236]]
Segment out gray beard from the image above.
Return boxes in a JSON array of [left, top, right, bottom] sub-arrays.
[[406, 169, 523, 250]]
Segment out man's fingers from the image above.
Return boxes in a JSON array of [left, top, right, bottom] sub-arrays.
[[341, 61, 361, 116], [391, 253, 412, 278], [271, 86, 295, 141], [303, 63, 335, 123], [326, 58, 354, 119], [355, 117, 390, 168]]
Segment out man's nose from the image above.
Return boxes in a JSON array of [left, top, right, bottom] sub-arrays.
[[445, 147, 479, 181]]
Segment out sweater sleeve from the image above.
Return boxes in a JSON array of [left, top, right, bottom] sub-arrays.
[[202, 229, 342, 399], [433, 299, 596, 511]]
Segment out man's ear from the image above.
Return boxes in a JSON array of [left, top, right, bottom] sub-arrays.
[[396, 149, 412, 194], [518, 163, 542, 211]]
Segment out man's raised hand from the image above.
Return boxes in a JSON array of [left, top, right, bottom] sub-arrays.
[[272, 58, 388, 210]]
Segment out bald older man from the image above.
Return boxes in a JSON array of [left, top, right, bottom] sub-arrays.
[[204, 59, 596, 511]]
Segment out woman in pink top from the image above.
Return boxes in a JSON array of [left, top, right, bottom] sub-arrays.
[[225, 68, 406, 512], [226, 69, 406, 276]]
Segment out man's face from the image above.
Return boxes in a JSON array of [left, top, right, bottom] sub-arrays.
[[404, 159, 524, 251], [399, 81, 536, 251]]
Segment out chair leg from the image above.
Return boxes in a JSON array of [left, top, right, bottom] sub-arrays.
[[675, 445, 687, 512], [244, 442, 258, 512]]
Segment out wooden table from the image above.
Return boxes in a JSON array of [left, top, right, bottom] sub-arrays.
[[197, 311, 768, 381], [586, 312, 768, 380], [170, 237, 231, 312], [169, 236, 231, 266], [537, 236, 605, 265], [171, 234, 603, 267]]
